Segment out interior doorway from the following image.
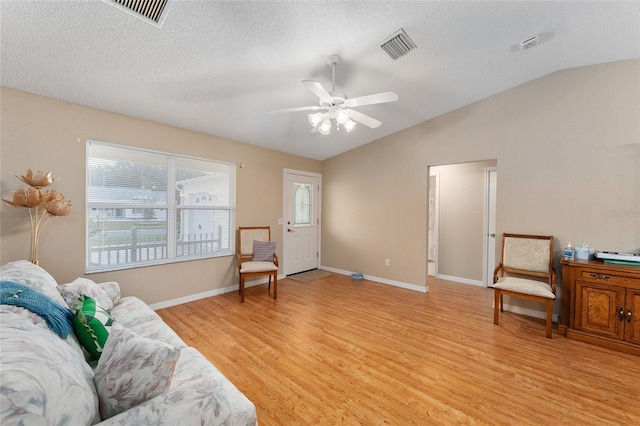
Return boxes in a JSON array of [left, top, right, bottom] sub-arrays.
[[427, 159, 497, 287]]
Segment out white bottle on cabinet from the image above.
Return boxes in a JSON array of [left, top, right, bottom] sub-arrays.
[[563, 242, 574, 261]]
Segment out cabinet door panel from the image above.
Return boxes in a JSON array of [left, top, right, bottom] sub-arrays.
[[625, 289, 640, 345], [575, 281, 625, 340]]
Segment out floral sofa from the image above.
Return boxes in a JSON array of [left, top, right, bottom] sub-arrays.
[[0, 260, 257, 425]]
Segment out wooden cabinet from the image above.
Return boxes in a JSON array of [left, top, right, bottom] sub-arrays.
[[626, 288, 640, 346], [560, 259, 640, 356]]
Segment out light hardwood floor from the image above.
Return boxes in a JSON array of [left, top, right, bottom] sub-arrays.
[[157, 274, 640, 425]]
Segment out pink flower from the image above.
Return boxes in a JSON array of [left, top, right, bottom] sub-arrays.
[[2, 187, 42, 208], [18, 169, 54, 188]]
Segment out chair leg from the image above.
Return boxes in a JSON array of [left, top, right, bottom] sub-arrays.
[[494, 290, 500, 325], [546, 299, 553, 338], [240, 275, 245, 303], [268, 275, 271, 290], [273, 273, 277, 300]]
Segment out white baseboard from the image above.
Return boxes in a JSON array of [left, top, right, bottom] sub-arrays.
[[437, 275, 559, 322], [436, 274, 484, 287], [150, 270, 556, 323], [149, 275, 284, 310], [495, 301, 560, 323], [320, 265, 428, 293]]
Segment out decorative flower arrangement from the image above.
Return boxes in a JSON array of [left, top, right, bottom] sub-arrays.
[[2, 169, 73, 264]]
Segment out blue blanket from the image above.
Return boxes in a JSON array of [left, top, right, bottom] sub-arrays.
[[0, 280, 73, 339]]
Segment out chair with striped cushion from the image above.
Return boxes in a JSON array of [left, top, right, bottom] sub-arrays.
[[493, 233, 556, 338], [237, 226, 278, 303]]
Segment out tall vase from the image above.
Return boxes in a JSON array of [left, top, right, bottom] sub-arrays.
[[28, 204, 46, 266], [29, 216, 40, 265]]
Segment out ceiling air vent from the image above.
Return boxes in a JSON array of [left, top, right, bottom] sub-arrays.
[[102, 0, 170, 27], [380, 29, 416, 60]]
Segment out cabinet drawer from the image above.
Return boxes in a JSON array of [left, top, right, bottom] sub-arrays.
[[579, 271, 637, 287]]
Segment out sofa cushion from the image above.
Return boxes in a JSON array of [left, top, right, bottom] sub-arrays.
[[109, 296, 162, 328], [94, 323, 180, 420], [0, 260, 67, 307], [72, 295, 115, 359], [96, 348, 256, 425], [0, 305, 100, 425], [97, 281, 121, 306], [58, 277, 114, 311], [127, 318, 188, 350]]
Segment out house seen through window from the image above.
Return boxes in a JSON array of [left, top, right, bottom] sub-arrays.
[[86, 140, 235, 272]]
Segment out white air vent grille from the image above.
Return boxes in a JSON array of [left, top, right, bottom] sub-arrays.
[[103, 0, 170, 27], [380, 29, 416, 60]]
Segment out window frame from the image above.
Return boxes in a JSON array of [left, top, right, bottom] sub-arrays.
[[86, 140, 236, 273]]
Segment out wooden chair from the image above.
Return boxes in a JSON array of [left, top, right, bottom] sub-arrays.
[[237, 226, 278, 303], [493, 233, 556, 338]]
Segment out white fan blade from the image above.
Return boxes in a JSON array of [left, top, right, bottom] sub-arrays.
[[302, 80, 333, 103], [344, 91, 398, 108], [269, 105, 324, 114], [347, 109, 382, 128]]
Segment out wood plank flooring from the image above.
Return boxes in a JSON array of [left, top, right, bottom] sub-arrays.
[[157, 274, 640, 425]]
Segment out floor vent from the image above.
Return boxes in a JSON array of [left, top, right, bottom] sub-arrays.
[[103, 0, 170, 27], [380, 29, 416, 60]]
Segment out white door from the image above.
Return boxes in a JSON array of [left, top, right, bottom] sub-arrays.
[[484, 168, 498, 287], [283, 170, 320, 275]]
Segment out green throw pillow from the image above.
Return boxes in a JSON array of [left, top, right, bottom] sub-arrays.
[[72, 294, 115, 359]]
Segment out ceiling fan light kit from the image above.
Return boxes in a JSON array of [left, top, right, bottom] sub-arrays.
[[271, 55, 398, 136]]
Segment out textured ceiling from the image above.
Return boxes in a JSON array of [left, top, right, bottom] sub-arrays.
[[1, 1, 639, 160]]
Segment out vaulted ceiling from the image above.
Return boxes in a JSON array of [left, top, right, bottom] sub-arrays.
[[2, 1, 639, 160]]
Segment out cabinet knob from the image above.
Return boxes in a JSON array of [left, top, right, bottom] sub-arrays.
[[589, 273, 610, 280], [619, 308, 625, 321], [628, 309, 633, 323]]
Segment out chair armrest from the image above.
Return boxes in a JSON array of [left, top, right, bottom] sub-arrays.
[[273, 253, 278, 267], [550, 268, 557, 294], [493, 262, 503, 284], [237, 252, 253, 268]]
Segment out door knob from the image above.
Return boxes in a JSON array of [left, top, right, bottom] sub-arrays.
[[490, 233, 496, 237], [287, 228, 295, 233]]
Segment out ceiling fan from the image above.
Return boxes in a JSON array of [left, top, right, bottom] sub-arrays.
[[270, 55, 399, 135]]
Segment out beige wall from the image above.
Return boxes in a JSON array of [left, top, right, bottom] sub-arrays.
[[321, 59, 640, 313], [0, 88, 321, 304], [431, 160, 497, 282], [2, 59, 638, 313]]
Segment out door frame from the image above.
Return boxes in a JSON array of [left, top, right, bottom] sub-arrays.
[[282, 169, 322, 276], [483, 167, 497, 287], [428, 170, 440, 278]]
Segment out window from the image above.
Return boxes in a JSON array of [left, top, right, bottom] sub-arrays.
[[293, 183, 313, 226], [86, 140, 235, 272]]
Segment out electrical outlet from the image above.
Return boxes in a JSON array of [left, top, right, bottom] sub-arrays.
[[385, 259, 391, 267]]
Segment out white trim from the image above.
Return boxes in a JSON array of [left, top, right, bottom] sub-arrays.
[[483, 167, 498, 288], [437, 274, 484, 287], [428, 170, 440, 278], [149, 274, 285, 310], [320, 265, 429, 293], [495, 301, 560, 323]]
